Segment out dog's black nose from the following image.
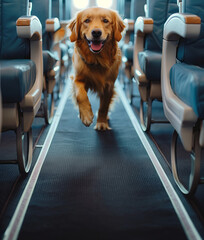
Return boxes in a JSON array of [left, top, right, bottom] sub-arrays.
[[91, 29, 102, 38]]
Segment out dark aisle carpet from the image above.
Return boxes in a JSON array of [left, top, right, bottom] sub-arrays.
[[130, 81, 204, 233], [18, 94, 187, 240]]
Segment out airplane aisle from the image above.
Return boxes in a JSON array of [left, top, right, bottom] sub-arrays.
[[8, 80, 189, 240]]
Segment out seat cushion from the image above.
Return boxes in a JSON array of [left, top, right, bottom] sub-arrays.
[[138, 50, 162, 82], [122, 43, 134, 61], [0, 59, 36, 103], [43, 50, 59, 75], [170, 63, 204, 118]]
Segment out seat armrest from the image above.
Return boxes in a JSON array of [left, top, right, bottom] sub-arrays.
[[123, 19, 134, 43], [161, 13, 201, 151], [133, 17, 153, 86], [16, 16, 43, 131], [134, 17, 153, 36], [16, 15, 42, 40], [163, 13, 201, 41], [46, 18, 60, 32], [124, 18, 134, 31]]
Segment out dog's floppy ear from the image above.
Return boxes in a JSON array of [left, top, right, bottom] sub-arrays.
[[68, 13, 81, 42], [68, 18, 77, 42], [113, 11, 126, 42]]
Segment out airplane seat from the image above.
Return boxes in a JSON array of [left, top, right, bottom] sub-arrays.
[[161, 0, 204, 195], [0, 0, 43, 175], [120, 0, 146, 87], [31, 0, 61, 124], [59, 40, 69, 80], [52, 0, 70, 90], [0, 90, 2, 134], [133, 0, 178, 131], [117, 0, 125, 19], [117, 0, 131, 51], [60, 0, 72, 74]]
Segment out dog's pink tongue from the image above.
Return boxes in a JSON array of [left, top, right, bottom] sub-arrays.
[[91, 42, 102, 51]]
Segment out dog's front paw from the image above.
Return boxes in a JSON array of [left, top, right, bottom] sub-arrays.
[[94, 122, 111, 131], [79, 107, 94, 127]]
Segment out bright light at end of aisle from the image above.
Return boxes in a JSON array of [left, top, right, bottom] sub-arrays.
[[73, 0, 89, 9], [96, 0, 113, 8]]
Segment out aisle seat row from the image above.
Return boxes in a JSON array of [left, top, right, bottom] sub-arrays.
[[0, 0, 71, 175], [120, 0, 204, 196], [161, 0, 204, 195]]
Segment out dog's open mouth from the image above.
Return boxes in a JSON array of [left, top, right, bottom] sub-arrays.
[[85, 35, 107, 53], [90, 40, 103, 52]]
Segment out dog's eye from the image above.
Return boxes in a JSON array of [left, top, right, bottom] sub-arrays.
[[103, 19, 109, 23], [84, 19, 90, 23]]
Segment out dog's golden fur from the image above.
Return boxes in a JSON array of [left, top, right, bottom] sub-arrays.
[[68, 7, 125, 130]]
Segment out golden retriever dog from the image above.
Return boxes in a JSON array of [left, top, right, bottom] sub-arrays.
[[68, 7, 125, 130]]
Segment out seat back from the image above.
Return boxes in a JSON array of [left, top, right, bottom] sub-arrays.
[[52, 0, 63, 20], [124, 0, 132, 19], [129, 0, 146, 43], [117, 0, 131, 19], [145, 0, 178, 52], [0, 0, 29, 59], [177, 0, 204, 67], [62, 0, 71, 20], [130, 0, 145, 20], [31, 0, 52, 50], [31, 0, 51, 31], [117, 0, 125, 18]]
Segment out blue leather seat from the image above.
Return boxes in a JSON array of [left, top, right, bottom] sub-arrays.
[[170, 0, 204, 119], [122, 44, 134, 61], [0, 0, 43, 175], [52, 0, 62, 20], [31, 0, 60, 77], [170, 63, 204, 119], [0, 1, 30, 60], [133, 0, 178, 131], [139, 0, 178, 84], [118, 0, 136, 52], [52, 0, 70, 82], [31, 0, 60, 124], [117, 0, 125, 19], [122, 0, 145, 62], [138, 50, 162, 82], [43, 51, 58, 76], [117, 0, 132, 19], [120, 0, 146, 89], [1, 60, 36, 103], [161, 0, 204, 195]]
